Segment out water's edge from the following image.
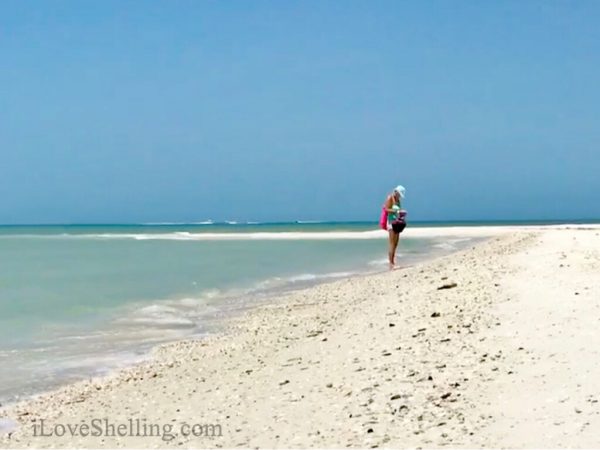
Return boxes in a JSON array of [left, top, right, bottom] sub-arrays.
[[0, 235, 483, 408]]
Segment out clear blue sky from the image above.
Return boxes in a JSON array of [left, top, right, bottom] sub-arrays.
[[1, 0, 599, 224]]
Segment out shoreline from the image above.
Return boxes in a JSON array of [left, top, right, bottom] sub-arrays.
[[0, 228, 478, 407], [1, 225, 600, 447]]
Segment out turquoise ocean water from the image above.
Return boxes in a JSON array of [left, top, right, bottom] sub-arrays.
[[0, 221, 488, 403]]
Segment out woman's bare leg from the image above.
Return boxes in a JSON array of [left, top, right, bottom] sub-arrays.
[[392, 233, 400, 266], [388, 230, 395, 269]]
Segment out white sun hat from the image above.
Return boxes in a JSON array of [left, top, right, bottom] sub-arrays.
[[394, 185, 406, 199]]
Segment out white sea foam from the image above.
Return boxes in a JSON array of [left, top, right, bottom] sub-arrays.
[[286, 274, 317, 282], [141, 220, 214, 225], [433, 242, 456, 250], [287, 272, 354, 282], [0, 230, 392, 241], [368, 257, 390, 266], [117, 303, 208, 329], [113, 270, 360, 336], [432, 236, 475, 251], [11, 230, 388, 241], [125, 316, 197, 328]]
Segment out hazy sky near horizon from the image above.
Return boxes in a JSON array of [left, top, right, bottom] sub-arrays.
[[1, 0, 599, 223]]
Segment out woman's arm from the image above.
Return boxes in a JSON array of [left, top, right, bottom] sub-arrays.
[[384, 196, 396, 213]]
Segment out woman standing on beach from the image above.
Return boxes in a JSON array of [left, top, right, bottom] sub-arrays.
[[382, 185, 406, 269]]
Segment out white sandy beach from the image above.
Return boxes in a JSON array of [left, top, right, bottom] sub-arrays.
[[1, 225, 600, 448]]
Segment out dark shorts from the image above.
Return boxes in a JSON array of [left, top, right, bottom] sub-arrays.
[[391, 220, 406, 234]]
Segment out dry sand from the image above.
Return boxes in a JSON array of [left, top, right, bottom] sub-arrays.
[[1, 226, 599, 448]]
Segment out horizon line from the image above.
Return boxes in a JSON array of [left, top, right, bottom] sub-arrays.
[[1, 218, 600, 227]]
